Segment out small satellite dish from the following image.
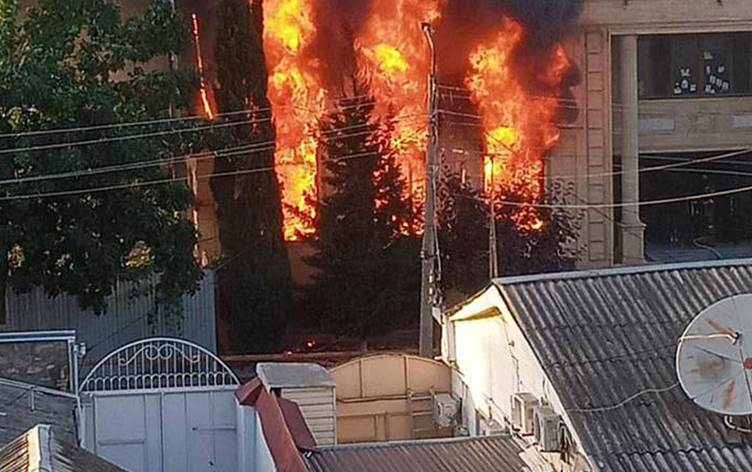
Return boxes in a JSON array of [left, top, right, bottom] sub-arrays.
[[677, 294, 752, 416]]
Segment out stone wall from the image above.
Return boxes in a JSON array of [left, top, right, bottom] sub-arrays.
[[0, 341, 71, 392]]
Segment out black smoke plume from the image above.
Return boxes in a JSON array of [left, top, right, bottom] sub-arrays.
[[435, 0, 582, 126]]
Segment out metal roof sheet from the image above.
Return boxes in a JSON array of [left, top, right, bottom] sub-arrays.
[[257, 362, 336, 389], [0, 425, 127, 472], [304, 435, 528, 472], [494, 259, 752, 472]]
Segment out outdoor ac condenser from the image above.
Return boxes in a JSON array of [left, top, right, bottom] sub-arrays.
[[511, 392, 539, 435], [533, 405, 561, 452], [433, 393, 460, 428]]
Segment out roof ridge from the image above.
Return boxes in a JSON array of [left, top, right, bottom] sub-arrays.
[[492, 258, 752, 285], [26, 424, 52, 472], [316, 434, 515, 451]]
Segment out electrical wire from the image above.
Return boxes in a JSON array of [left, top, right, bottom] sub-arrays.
[[0, 117, 267, 155], [0, 108, 426, 157], [440, 142, 752, 182], [568, 382, 679, 413], [0, 93, 411, 141], [0, 149, 385, 201], [0, 116, 427, 187]]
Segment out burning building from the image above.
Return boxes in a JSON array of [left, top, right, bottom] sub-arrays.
[[175, 0, 752, 272], [185, 0, 580, 263]]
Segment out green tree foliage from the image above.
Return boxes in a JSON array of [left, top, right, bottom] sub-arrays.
[[210, 0, 292, 353], [439, 173, 580, 295], [0, 0, 201, 315], [305, 93, 420, 340]]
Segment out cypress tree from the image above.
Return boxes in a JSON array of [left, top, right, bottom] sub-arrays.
[[305, 92, 419, 341], [210, 0, 292, 353]]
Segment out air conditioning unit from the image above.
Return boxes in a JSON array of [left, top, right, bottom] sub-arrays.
[[433, 393, 459, 428], [533, 406, 561, 452], [478, 417, 506, 436], [511, 392, 539, 435]]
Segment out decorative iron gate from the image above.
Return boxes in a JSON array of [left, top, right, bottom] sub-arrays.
[[79, 338, 240, 472]]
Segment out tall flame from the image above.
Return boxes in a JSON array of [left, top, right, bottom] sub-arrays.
[[191, 13, 215, 120], [465, 20, 569, 230], [264, 0, 324, 241], [355, 0, 442, 207]]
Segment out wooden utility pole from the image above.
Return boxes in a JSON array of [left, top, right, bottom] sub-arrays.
[[488, 157, 499, 278], [419, 22, 441, 358]]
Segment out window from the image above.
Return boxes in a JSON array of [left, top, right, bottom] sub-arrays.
[[639, 33, 752, 99], [641, 152, 752, 246]]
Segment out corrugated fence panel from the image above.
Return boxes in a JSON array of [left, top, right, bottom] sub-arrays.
[[2, 272, 216, 365]]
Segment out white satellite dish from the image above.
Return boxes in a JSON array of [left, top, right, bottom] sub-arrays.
[[676, 294, 752, 416]]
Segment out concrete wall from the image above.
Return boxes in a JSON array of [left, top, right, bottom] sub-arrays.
[[329, 354, 451, 444], [549, 28, 614, 268], [558, 1, 752, 267], [638, 97, 752, 153], [444, 287, 591, 472], [254, 410, 277, 472], [0, 340, 71, 392], [237, 404, 278, 472], [184, 156, 221, 266], [582, 0, 752, 32]]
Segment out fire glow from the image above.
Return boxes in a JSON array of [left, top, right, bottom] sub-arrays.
[[193, 2, 576, 239], [465, 20, 571, 229], [191, 13, 214, 120], [264, 0, 324, 241], [355, 0, 442, 205]]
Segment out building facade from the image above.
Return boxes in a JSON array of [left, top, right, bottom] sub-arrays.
[[560, 0, 752, 268], [443, 259, 752, 471]]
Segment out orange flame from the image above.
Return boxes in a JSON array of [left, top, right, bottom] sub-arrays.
[[191, 13, 215, 120], [263, 0, 324, 241], [465, 20, 570, 230], [355, 0, 442, 211]]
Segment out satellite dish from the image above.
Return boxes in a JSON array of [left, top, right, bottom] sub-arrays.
[[677, 294, 752, 416]]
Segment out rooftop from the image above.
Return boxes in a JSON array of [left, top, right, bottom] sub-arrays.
[[492, 258, 752, 471], [304, 435, 528, 472], [257, 362, 335, 389], [0, 424, 127, 472], [0, 378, 77, 448]]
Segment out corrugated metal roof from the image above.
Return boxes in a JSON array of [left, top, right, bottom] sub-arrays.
[[0, 425, 127, 472], [494, 258, 752, 472], [0, 379, 77, 449], [304, 435, 528, 472]]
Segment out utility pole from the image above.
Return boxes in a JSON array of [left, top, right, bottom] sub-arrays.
[[488, 157, 499, 278], [419, 22, 440, 358]]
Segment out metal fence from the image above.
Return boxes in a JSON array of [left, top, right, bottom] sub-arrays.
[[1, 272, 216, 365]]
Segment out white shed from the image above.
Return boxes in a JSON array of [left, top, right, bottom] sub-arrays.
[[256, 362, 337, 446]]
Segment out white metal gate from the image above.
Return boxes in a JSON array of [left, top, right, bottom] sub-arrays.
[[80, 338, 240, 472]]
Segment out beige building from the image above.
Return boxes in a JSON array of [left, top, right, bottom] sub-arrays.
[[557, 0, 752, 268]]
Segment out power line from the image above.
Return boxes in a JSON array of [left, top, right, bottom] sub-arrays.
[[0, 108, 426, 157], [437, 83, 720, 114], [568, 382, 679, 413], [0, 92, 383, 139], [0, 116, 427, 187], [0, 117, 267, 156], [439, 143, 752, 182], [0, 149, 386, 202], [450, 181, 752, 211]]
